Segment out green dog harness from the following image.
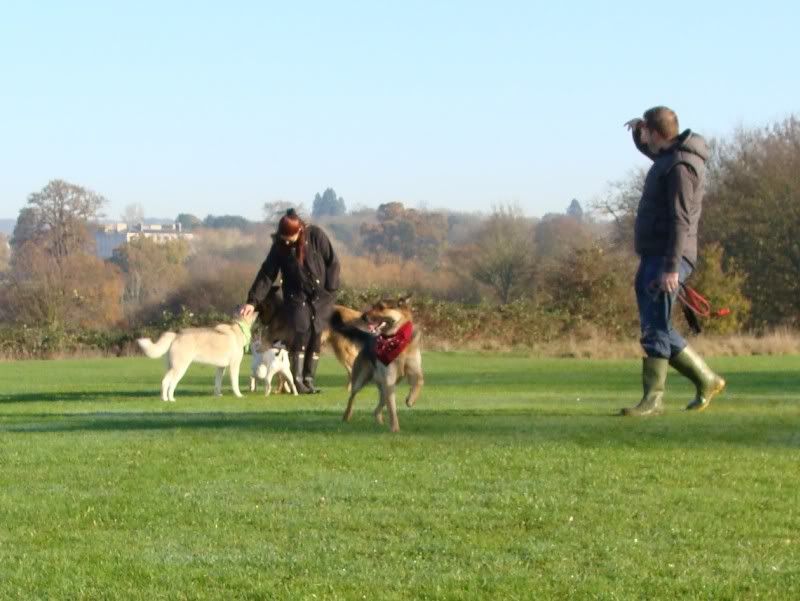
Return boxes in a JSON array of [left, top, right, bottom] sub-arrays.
[[235, 320, 253, 350]]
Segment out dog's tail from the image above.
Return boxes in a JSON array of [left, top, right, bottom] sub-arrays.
[[136, 332, 178, 358], [329, 311, 374, 347]]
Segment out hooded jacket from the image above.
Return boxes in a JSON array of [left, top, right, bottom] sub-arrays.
[[633, 128, 710, 272], [246, 224, 340, 331]]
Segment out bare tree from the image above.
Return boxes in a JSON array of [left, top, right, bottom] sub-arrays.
[[590, 168, 645, 247], [263, 201, 308, 225], [25, 179, 107, 261], [466, 204, 537, 304]]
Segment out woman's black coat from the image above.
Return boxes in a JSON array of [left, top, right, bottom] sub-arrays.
[[246, 225, 340, 333]]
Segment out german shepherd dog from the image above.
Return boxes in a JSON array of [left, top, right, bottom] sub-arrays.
[[254, 284, 361, 388], [330, 295, 424, 432]]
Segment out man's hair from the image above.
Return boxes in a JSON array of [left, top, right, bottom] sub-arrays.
[[643, 106, 679, 140]]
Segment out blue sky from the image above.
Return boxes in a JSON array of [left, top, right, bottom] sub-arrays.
[[1, 1, 798, 222]]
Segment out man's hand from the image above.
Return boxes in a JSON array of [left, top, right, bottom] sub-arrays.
[[239, 303, 255, 318], [660, 272, 679, 294], [624, 117, 643, 131]]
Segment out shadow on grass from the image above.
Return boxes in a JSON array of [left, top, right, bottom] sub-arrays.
[[1, 408, 798, 449], [0, 391, 157, 404]]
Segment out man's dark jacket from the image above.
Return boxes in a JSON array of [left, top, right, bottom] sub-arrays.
[[247, 225, 340, 332], [633, 128, 710, 272]]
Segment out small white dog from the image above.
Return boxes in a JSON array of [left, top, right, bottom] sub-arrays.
[[250, 340, 298, 396], [136, 311, 257, 401]]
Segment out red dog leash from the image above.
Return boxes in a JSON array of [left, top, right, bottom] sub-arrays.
[[678, 283, 730, 334]]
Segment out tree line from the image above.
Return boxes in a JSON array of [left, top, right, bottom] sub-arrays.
[[0, 116, 797, 344]]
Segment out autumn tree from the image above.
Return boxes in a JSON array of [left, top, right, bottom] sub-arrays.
[[542, 244, 636, 335], [461, 205, 537, 304], [688, 243, 751, 334], [702, 117, 800, 326], [3, 242, 123, 328], [24, 179, 106, 261], [359, 202, 447, 264], [534, 214, 594, 261], [111, 237, 190, 311]]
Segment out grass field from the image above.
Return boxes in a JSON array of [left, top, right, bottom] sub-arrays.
[[0, 352, 798, 600]]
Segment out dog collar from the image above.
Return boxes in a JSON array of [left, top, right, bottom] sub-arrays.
[[235, 320, 252, 349]]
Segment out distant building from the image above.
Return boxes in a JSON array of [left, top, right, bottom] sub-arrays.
[[94, 222, 194, 259]]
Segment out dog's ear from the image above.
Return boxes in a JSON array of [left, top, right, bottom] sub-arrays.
[[398, 294, 412, 308]]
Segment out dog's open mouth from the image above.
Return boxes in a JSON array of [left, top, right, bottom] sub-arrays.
[[367, 320, 388, 334]]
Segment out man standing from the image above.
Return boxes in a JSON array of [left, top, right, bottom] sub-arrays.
[[621, 106, 725, 416]]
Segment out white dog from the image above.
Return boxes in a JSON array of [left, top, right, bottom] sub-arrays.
[[136, 311, 258, 401], [250, 340, 298, 396]]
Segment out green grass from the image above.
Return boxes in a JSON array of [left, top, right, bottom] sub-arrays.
[[0, 352, 798, 600]]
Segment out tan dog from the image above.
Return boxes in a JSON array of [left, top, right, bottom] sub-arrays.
[[330, 296, 424, 432], [136, 311, 258, 401]]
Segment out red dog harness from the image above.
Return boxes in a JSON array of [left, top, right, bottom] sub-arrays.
[[375, 321, 414, 365]]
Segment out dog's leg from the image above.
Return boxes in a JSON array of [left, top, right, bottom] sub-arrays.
[[345, 364, 353, 393], [166, 359, 191, 402], [229, 357, 243, 398], [343, 359, 372, 422], [214, 368, 224, 396], [386, 384, 400, 433], [265, 369, 275, 397], [161, 371, 171, 402], [284, 370, 299, 396], [376, 365, 399, 431], [373, 382, 386, 425], [404, 354, 424, 408], [264, 365, 283, 396]]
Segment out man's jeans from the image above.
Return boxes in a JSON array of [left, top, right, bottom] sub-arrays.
[[635, 255, 693, 359]]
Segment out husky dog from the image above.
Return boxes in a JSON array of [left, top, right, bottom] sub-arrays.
[[136, 311, 258, 401], [250, 340, 298, 396], [330, 295, 423, 432]]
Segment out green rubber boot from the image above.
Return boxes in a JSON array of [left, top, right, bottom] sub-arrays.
[[669, 346, 726, 411], [621, 357, 668, 417]]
